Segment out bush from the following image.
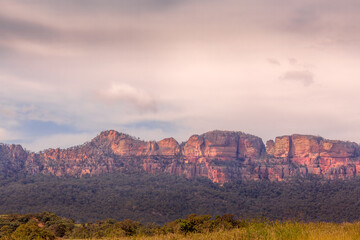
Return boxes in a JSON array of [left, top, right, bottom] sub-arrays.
[[11, 221, 55, 240]]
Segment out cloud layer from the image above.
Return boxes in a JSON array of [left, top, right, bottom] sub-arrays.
[[281, 70, 314, 86], [1, 0, 360, 151]]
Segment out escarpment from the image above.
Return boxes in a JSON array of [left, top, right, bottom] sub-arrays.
[[0, 130, 359, 184]]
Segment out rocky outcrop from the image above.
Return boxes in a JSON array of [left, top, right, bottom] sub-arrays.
[[0, 144, 28, 177], [0, 130, 359, 184], [266, 134, 360, 180]]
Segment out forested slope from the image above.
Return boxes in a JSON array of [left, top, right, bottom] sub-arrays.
[[1, 172, 360, 223]]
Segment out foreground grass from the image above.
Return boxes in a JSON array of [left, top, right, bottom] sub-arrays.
[[70, 221, 360, 240]]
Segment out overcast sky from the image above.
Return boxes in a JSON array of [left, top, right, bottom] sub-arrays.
[[1, 0, 360, 151]]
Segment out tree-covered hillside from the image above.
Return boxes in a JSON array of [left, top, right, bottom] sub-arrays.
[[1, 173, 360, 223]]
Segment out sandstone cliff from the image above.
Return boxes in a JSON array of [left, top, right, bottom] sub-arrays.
[[0, 130, 359, 184], [266, 134, 360, 180]]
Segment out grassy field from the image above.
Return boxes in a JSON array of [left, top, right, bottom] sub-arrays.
[[70, 221, 360, 240]]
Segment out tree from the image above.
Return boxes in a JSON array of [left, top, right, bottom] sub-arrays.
[[11, 221, 55, 240]]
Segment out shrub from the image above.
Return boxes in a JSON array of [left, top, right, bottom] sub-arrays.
[[11, 221, 55, 240]]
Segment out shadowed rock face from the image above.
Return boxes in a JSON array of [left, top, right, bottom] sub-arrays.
[[0, 144, 28, 177], [0, 130, 359, 184]]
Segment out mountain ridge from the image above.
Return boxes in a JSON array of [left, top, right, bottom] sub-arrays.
[[1, 129, 359, 184]]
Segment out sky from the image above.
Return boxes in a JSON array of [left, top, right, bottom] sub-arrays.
[[1, 0, 360, 151]]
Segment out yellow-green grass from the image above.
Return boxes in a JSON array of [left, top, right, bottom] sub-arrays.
[[69, 221, 360, 240]]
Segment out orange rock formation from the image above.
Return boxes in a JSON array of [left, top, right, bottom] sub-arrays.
[[1, 130, 359, 184]]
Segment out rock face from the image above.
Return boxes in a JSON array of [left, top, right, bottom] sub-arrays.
[[0, 144, 28, 177], [265, 134, 360, 180], [0, 130, 360, 184]]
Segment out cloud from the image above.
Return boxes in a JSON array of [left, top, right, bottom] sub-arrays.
[[282, 7, 321, 34], [267, 58, 280, 66], [288, 58, 297, 65], [280, 70, 314, 86], [124, 120, 176, 132], [0, 15, 58, 42], [97, 83, 157, 111], [7, 0, 190, 15], [0, 105, 16, 118], [0, 128, 19, 142], [0, 0, 360, 150]]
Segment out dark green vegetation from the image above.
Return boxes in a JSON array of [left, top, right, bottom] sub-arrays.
[[0, 212, 247, 239], [1, 172, 360, 224]]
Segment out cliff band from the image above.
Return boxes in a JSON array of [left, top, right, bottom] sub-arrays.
[[1, 130, 359, 184]]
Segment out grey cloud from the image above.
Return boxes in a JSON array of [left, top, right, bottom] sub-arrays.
[[87, 0, 187, 13], [124, 120, 177, 133], [0, 14, 147, 48], [0, 15, 58, 42], [285, 8, 320, 34], [0, 3, 158, 53], [288, 58, 297, 65], [267, 58, 280, 66], [2, 0, 360, 52], [260, 0, 360, 48], [11, 0, 190, 14], [280, 70, 314, 86]]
